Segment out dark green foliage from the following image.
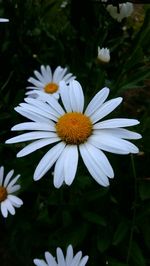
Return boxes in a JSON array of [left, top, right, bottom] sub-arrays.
[[0, 1, 150, 265]]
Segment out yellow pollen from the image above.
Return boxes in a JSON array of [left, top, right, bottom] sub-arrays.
[[44, 83, 58, 94], [56, 112, 93, 144], [0, 186, 7, 202]]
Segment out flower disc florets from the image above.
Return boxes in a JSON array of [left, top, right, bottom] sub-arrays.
[[44, 83, 59, 94], [56, 112, 92, 144]]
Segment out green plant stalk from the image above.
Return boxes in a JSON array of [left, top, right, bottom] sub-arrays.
[[126, 154, 138, 265]]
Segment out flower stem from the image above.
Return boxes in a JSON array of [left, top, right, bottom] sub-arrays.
[[126, 154, 138, 265]]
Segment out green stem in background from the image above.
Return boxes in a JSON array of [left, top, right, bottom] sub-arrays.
[[126, 154, 138, 265], [0, 71, 14, 108]]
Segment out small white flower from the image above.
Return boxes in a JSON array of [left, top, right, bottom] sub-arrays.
[[33, 244, 89, 266], [97, 47, 110, 63], [26, 65, 76, 100], [0, 18, 9, 22], [0, 166, 23, 218], [106, 2, 134, 22], [6, 80, 141, 188]]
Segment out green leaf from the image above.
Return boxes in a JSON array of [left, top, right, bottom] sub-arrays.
[[130, 241, 146, 266], [139, 181, 150, 200], [82, 211, 106, 226], [113, 220, 129, 245]]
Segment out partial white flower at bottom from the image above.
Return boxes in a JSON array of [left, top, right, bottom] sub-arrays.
[[97, 47, 110, 63], [0, 18, 9, 22], [6, 80, 141, 188], [33, 244, 89, 266], [0, 166, 23, 218], [106, 3, 134, 22]]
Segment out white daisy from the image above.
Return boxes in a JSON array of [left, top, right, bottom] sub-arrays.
[[97, 47, 110, 63], [106, 2, 134, 22], [6, 80, 141, 188], [26, 65, 76, 100], [33, 244, 89, 266], [0, 18, 9, 22], [0, 166, 23, 218]]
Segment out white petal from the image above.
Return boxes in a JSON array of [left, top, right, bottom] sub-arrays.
[[0, 166, 4, 186], [14, 107, 50, 123], [28, 77, 44, 88], [7, 195, 23, 206], [70, 251, 82, 266], [69, 80, 84, 112], [90, 97, 122, 124], [6, 131, 57, 144], [45, 252, 57, 266], [41, 65, 52, 83], [79, 256, 89, 266], [89, 134, 139, 154], [34, 70, 47, 83], [4, 199, 15, 215], [63, 73, 75, 83], [85, 143, 114, 178], [3, 169, 14, 187], [31, 91, 65, 117], [85, 87, 109, 116], [89, 135, 127, 154], [6, 175, 20, 190], [94, 128, 142, 139], [60, 81, 72, 112], [24, 97, 59, 120], [34, 142, 66, 181], [55, 67, 67, 82], [33, 259, 48, 266], [66, 245, 74, 266], [56, 247, 65, 266], [64, 145, 78, 186], [11, 122, 55, 132], [1, 201, 8, 218], [7, 184, 21, 193], [17, 138, 60, 157], [53, 150, 66, 188], [19, 102, 56, 120], [53, 66, 64, 83], [94, 118, 140, 129], [79, 144, 109, 186]]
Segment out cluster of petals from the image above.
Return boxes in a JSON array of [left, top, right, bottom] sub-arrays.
[[106, 2, 134, 22], [0, 166, 23, 218], [97, 47, 110, 63], [33, 244, 89, 266], [26, 65, 76, 99], [6, 80, 141, 188]]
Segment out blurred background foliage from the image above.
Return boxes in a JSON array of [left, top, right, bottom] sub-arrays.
[[0, 0, 150, 265]]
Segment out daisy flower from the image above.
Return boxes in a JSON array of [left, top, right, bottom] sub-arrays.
[[0, 18, 9, 22], [6, 80, 141, 188], [33, 244, 89, 266], [26, 65, 76, 99], [0, 166, 23, 218], [106, 2, 133, 22]]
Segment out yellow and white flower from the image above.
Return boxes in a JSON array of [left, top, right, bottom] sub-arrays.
[[6, 80, 141, 188], [97, 47, 110, 63], [106, 2, 134, 22], [0, 166, 23, 218], [33, 244, 89, 266], [26, 65, 76, 99]]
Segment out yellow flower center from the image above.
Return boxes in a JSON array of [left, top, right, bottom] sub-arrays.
[[0, 186, 7, 202], [44, 83, 59, 94], [56, 112, 93, 144]]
